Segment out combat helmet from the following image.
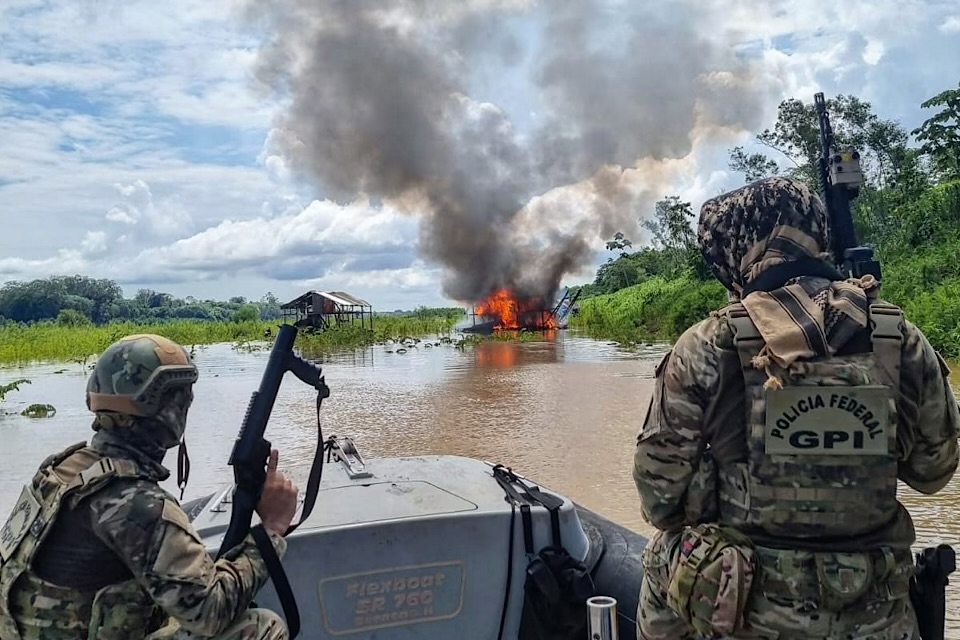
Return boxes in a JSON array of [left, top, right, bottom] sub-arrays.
[[86, 334, 198, 418]]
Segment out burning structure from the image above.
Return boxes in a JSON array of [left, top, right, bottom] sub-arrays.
[[465, 287, 582, 333], [473, 288, 557, 331]]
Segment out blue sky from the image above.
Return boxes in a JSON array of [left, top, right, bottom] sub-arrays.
[[1, 0, 959, 310]]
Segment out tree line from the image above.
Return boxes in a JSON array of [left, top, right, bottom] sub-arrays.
[[575, 81, 960, 356], [0, 276, 284, 326], [0, 276, 469, 330]]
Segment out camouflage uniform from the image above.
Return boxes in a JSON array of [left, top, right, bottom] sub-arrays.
[[633, 178, 960, 640], [0, 335, 288, 640]]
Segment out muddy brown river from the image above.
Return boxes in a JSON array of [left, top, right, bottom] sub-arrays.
[[1, 332, 957, 633]]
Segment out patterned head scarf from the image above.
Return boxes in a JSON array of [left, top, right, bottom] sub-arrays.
[[697, 177, 879, 384], [698, 176, 832, 295]]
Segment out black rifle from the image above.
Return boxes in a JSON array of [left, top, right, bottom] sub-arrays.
[[814, 92, 882, 281], [816, 93, 956, 639], [910, 545, 956, 640], [215, 323, 331, 639]]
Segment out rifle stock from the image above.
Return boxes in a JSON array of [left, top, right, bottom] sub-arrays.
[[215, 323, 330, 639]]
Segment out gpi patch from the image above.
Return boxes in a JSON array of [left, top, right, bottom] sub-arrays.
[[764, 386, 891, 455], [0, 485, 41, 562]]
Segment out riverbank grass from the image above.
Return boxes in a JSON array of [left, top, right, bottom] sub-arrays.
[[570, 276, 727, 345], [0, 312, 465, 366]]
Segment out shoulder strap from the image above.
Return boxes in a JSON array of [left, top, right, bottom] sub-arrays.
[[868, 303, 904, 392], [36, 441, 88, 474], [58, 453, 145, 507], [67, 457, 141, 489], [724, 303, 765, 372]]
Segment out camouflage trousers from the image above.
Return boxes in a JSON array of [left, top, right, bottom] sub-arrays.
[[145, 609, 288, 640], [637, 530, 920, 640]]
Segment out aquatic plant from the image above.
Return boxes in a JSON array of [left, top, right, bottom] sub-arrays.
[[0, 379, 55, 419], [0, 378, 30, 403], [21, 404, 57, 418]]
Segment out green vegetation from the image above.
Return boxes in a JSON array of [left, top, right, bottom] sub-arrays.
[[0, 378, 53, 418], [0, 276, 286, 325], [0, 308, 465, 365], [0, 379, 30, 403], [296, 312, 464, 356], [20, 404, 56, 419], [574, 278, 727, 346], [572, 83, 960, 358]]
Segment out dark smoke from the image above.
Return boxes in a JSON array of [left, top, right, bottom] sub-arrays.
[[244, 0, 767, 303]]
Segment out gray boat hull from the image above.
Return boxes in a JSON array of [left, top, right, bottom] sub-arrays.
[[183, 453, 647, 640]]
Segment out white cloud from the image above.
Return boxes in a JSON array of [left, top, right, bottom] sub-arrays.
[[863, 39, 886, 66], [0, 194, 422, 298], [133, 198, 417, 275], [941, 16, 960, 33], [104, 180, 195, 240], [80, 231, 108, 256], [298, 261, 442, 293]]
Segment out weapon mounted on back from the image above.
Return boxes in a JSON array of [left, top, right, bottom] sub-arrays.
[[814, 92, 882, 282], [216, 323, 330, 638], [816, 92, 957, 640]]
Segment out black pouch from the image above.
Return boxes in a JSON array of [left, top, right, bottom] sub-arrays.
[[492, 465, 596, 640]]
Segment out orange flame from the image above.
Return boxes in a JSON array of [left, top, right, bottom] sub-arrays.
[[474, 288, 557, 330]]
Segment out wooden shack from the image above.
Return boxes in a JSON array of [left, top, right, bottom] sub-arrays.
[[280, 290, 374, 331]]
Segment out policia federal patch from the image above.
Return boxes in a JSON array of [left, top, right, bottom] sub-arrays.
[[764, 386, 890, 455]]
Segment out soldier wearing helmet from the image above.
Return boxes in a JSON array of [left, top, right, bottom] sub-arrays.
[[633, 177, 959, 639], [0, 334, 299, 640]]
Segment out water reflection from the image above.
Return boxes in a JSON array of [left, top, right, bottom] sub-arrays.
[[472, 338, 561, 369]]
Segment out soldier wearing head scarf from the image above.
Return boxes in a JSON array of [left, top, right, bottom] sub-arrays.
[[0, 334, 299, 640], [633, 177, 959, 639]]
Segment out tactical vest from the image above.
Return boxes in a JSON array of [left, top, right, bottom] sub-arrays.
[[0, 442, 161, 640], [718, 302, 902, 542]]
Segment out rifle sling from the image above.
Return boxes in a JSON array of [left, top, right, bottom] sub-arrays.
[[285, 393, 327, 535], [251, 524, 301, 638], [249, 392, 329, 639]]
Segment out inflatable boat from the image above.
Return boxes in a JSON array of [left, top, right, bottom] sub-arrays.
[[182, 435, 648, 640]]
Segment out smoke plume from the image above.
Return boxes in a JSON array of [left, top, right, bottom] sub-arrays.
[[244, 0, 767, 303]]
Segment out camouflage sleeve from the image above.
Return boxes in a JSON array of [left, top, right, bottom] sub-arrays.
[[89, 480, 288, 636], [633, 318, 723, 532], [896, 321, 960, 494]]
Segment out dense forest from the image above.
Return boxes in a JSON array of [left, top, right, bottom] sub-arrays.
[[0, 277, 285, 326], [0, 277, 465, 328], [571, 82, 960, 358]]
